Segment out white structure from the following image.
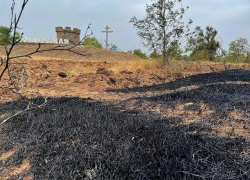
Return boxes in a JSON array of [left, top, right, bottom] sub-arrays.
[[20, 38, 69, 44]]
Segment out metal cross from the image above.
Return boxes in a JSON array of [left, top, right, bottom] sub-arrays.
[[101, 26, 113, 49]]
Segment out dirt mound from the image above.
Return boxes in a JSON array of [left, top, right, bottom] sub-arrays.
[[0, 44, 141, 62], [96, 67, 114, 76]]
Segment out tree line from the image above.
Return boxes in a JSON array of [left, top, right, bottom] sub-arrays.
[[129, 0, 250, 64]]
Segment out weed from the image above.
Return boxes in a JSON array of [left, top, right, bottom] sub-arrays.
[[7, 58, 29, 91], [63, 69, 71, 78]]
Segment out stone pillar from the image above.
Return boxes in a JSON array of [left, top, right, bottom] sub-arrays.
[[55, 27, 65, 42]]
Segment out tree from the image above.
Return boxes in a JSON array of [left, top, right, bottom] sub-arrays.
[[149, 46, 183, 60], [149, 50, 162, 59], [169, 46, 183, 60], [0, 26, 21, 46], [82, 37, 102, 48], [228, 37, 250, 63], [133, 49, 148, 59], [186, 26, 220, 61], [0, 26, 20, 45], [130, 0, 193, 64]]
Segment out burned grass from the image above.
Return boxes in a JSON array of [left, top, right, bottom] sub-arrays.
[[108, 69, 250, 93], [0, 96, 250, 179], [107, 69, 250, 138]]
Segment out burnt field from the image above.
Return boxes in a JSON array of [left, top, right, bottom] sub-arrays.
[[1, 69, 250, 179]]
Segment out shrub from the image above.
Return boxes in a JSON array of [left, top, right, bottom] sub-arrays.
[[82, 37, 102, 48], [132, 49, 148, 59], [149, 51, 162, 59], [0, 26, 21, 46]]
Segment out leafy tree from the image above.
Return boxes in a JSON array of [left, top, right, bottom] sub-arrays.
[[130, 0, 192, 64], [149, 51, 162, 59], [0, 26, 21, 46], [150, 46, 182, 60], [169, 46, 183, 60], [186, 26, 220, 61], [133, 49, 148, 59], [82, 37, 102, 48], [228, 37, 250, 63]]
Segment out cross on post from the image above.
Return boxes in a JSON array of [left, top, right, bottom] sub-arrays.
[[101, 26, 113, 49]]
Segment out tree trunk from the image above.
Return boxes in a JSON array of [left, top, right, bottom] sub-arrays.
[[163, 47, 167, 65], [162, 0, 169, 65]]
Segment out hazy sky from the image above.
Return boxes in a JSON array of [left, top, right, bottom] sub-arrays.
[[0, 0, 249, 53]]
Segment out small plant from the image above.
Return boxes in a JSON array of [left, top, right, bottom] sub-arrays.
[[134, 76, 142, 85], [167, 60, 186, 78], [7, 58, 28, 91], [63, 69, 71, 78], [61, 44, 69, 47]]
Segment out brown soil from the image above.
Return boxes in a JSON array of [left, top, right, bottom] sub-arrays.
[[0, 44, 141, 62], [1, 58, 248, 101]]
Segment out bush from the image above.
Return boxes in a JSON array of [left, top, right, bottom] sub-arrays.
[[132, 49, 148, 59], [226, 54, 247, 63], [82, 37, 102, 48], [0, 25, 21, 46], [149, 51, 162, 59]]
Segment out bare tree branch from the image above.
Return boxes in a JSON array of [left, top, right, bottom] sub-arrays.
[[0, 97, 49, 126]]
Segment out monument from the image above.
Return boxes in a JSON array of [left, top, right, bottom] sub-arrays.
[[101, 26, 113, 49], [55, 26, 81, 45]]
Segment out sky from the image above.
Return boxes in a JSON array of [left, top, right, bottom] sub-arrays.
[[0, 0, 250, 54]]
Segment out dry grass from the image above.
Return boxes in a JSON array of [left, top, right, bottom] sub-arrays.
[[108, 59, 164, 73], [109, 59, 187, 78], [57, 58, 166, 76], [165, 60, 186, 78]]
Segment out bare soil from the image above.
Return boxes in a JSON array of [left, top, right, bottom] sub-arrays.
[[0, 44, 140, 62]]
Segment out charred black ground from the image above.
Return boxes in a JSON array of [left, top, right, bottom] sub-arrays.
[[1, 70, 250, 179]]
